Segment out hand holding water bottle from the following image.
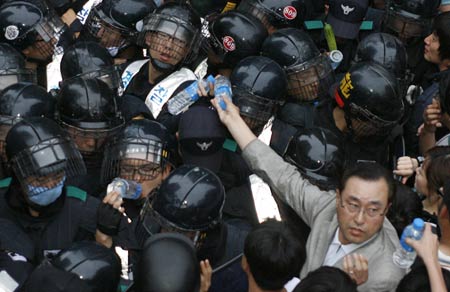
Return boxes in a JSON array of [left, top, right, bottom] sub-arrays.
[[405, 223, 439, 265]]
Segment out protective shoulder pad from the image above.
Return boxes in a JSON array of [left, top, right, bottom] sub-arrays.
[[66, 186, 87, 202], [0, 177, 12, 188]]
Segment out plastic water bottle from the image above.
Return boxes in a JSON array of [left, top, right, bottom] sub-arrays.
[[168, 75, 215, 115], [393, 218, 425, 268], [107, 178, 142, 200], [214, 75, 232, 110]]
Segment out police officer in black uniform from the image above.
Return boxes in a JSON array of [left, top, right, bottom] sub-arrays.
[[101, 119, 177, 219], [135, 165, 249, 292], [0, 117, 104, 263], [58, 77, 125, 196], [79, 0, 156, 61]]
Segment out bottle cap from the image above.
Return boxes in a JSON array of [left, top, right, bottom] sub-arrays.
[[329, 50, 343, 63], [206, 75, 216, 84], [412, 218, 425, 230]]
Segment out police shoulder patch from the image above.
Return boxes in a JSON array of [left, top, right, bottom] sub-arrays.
[[66, 186, 87, 202]]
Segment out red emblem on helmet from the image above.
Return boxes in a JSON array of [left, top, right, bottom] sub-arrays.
[[222, 36, 236, 51], [283, 6, 297, 20]]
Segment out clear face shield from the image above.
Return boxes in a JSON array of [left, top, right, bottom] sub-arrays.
[[139, 13, 199, 68], [234, 87, 280, 134], [28, 8, 67, 60], [101, 137, 168, 184], [61, 66, 122, 93], [9, 137, 86, 197], [347, 103, 400, 142], [286, 54, 334, 102], [0, 69, 37, 92], [85, 7, 131, 49], [384, 8, 431, 41], [238, 0, 273, 31]]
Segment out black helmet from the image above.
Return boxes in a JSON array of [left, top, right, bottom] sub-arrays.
[[384, 0, 440, 40], [5, 117, 86, 197], [237, 0, 306, 32], [353, 32, 408, 97], [52, 241, 121, 292], [261, 28, 334, 102], [84, 0, 156, 48], [135, 233, 200, 292], [0, 43, 36, 91], [137, 165, 225, 247], [60, 41, 121, 91], [190, 0, 235, 17], [231, 56, 287, 134], [334, 62, 404, 140], [284, 127, 344, 190], [0, 0, 66, 59], [101, 119, 176, 184], [58, 78, 124, 163], [138, 2, 202, 72], [208, 11, 268, 68], [0, 82, 55, 125]]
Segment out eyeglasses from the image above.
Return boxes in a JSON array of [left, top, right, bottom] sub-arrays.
[[339, 197, 388, 218], [120, 163, 162, 180]]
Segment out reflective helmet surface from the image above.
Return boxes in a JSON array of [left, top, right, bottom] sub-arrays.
[[208, 11, 268, 68], [60, 41, 121, 91], [261, 28, 334, 102], [237, 0, 306, 31], [384, 0, 440, 40], [135, 233, 200, 292], [101, 119, 176, 184], [284, 127, 344, 190], [84, 0, 156, 48], [0, 43, 36, 91], [5, 117, 86, 194], [334, 62, 404, 138], [150, 165, 225, 232], [231, 56, 287, 133], [0, 0, 66, 58], [52, 241, 121, 292], [138, 2, 202, 71]]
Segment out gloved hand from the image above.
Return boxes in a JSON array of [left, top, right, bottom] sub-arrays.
[[96, 191, 124, 236]]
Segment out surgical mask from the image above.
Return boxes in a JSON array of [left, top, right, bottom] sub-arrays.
[[27, 176, 66, 206]]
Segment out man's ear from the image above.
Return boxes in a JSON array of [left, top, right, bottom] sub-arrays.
[[440, 203, 449, 220]]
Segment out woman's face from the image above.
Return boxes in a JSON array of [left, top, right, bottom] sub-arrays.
[[415, 162, 429, 196], [424, 32, 442, 65]]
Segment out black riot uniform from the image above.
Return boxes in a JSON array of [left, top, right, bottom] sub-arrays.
[[133, 165, 249, 292], [0, 117, 101, 263]]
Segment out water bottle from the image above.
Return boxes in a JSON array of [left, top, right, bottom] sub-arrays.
[[168, 75, 215, 115], [393, 218, 425, 268], [329, 50, 343, 70], [107, 178, 142, 200], [214, 75, 233, 110]]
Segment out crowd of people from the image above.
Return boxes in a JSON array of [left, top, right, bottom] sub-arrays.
[[0, 0, 450, 291]]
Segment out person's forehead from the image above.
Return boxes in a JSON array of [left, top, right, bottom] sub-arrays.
[[341, 176, 389, 204]]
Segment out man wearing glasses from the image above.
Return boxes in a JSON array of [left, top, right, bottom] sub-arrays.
[[209, 96, 406, 291]]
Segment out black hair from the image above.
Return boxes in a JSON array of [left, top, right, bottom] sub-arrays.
[[396, 265, 450, 292], [338, 161, 396, 204], [387, 182, 424, 238], [433, 11, 450, 61], [244, 219, 306, 291], [293, 266, 357, 292]]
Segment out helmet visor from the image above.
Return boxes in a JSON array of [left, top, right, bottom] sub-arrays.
[[349, 103, 400, 138], [0, 69, 37, 91], [85, 8, 130, 48], [286, 54, 334, 101], [384, 10, 431, 39]]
